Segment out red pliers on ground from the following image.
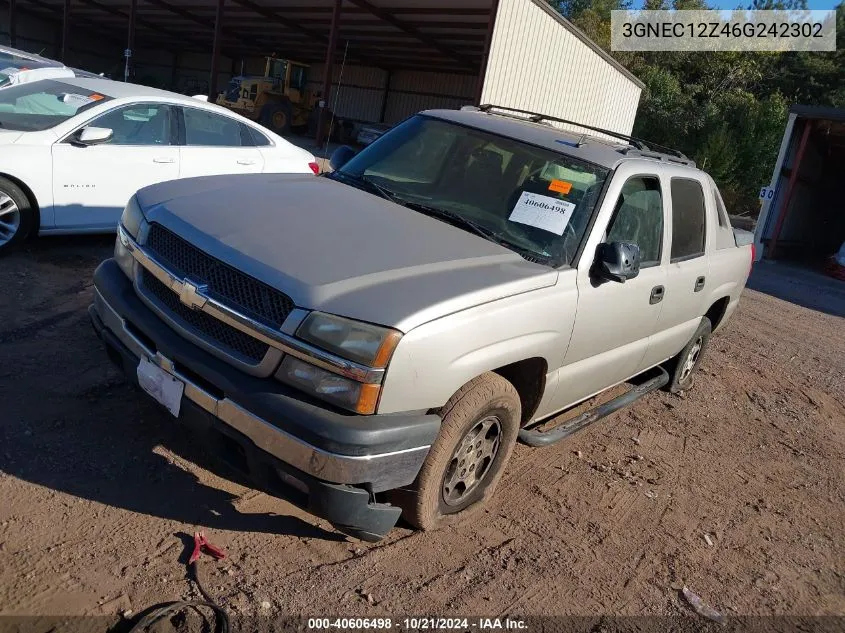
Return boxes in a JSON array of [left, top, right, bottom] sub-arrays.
[[189, 531, 227, 565]]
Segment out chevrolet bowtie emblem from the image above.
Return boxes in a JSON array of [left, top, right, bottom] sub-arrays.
[[179, 280, 208, 310]]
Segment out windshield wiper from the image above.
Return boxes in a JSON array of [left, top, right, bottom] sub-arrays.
[[335, 172, 555, 265], [397, 201, 554, 263], [400, 200, 502, 242], [330, 172, 407, 208], [360, 174, 406, 205]]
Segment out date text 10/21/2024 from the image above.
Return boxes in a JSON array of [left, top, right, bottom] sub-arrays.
[[307, 618, 529, 630]]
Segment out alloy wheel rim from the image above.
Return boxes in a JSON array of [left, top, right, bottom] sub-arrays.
[[442, 415, 502, 507], [0, 191, 21, 247], [679, 337, 703, 383]]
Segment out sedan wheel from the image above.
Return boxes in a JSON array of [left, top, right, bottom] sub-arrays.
[[0, 191, 21, 248]]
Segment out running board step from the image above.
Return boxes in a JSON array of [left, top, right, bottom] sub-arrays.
[[518, 367, 670, 447]]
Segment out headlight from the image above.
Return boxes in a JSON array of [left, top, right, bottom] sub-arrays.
[[114, 226, 134, 279], [276, 356, 380, 414], [114, 197, 144, 280], [121, 195, 144, 239], [296, 312, 401, 367]]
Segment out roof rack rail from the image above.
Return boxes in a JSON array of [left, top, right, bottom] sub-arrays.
[[477, 104, 692, 163], [618, 147, 696, 167]]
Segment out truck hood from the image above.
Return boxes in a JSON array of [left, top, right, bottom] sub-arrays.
[[137, 174, 558, 331]]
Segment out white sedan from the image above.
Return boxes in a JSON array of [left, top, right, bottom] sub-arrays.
[[0, 76, 319, 252]]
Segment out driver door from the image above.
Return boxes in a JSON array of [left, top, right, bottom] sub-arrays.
[[51, 103, 179, 231], [551, 171, 669, 411]]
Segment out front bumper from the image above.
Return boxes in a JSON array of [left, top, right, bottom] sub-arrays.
[[90, 258, 440, 540]]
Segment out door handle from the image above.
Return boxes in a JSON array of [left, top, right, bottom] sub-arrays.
[[650, 285, 665, 305], [694, 276, 706, 292], [237, 159, 256, 166], [153, 157, 175, 164]]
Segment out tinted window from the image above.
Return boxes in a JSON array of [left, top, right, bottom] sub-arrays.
[[90, 104, 172, 146], [670, 178, 706, 261], [712, 184, 730, 228], [247, 125, 271, 146], [184, 108, 243, 146], [606, 176, 664, 267]]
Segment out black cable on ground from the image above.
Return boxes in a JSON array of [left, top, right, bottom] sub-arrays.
[[126, 561, 230, 633]]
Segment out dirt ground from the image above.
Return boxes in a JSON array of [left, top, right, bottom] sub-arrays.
[[0, 236, 843, 628]]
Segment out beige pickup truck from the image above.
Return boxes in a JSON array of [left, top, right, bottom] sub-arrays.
[[90, 105, 754, 540]]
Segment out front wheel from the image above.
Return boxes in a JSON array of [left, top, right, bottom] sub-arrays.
[[665, 317, 712, 393], [393, 372, 521, 531], [0, 177, 35, 255]]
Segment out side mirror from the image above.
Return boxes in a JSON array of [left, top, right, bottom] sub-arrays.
[[593, 242, 641, 283], [75, 126, 113, 146], [329, 145, 356, 171]]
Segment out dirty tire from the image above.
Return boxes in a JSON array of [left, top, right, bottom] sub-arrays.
[[665, 317, 712, 394], [261, 102, 293, 135], [395, 372, 521, 531], [0, 176, 35, 255]]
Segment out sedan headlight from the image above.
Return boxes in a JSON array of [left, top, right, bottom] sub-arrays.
[[114, 196, 144, 280], [296, 312, 401, 368], [276, 356, 380, 414]]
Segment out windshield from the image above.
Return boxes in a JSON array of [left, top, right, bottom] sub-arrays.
[[0, 80, 111, 131], [337, 115, 610, 267], [225, 77, 242, 102]]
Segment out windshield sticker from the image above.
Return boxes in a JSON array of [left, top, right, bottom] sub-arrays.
[[548, 179, 572, 195], [509, 191, 576, 236], [60, 93, 97, 107]]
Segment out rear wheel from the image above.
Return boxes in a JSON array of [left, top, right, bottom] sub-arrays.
[[393, 372, 521, 531], [261, 102, 293, 135], [665, 317, 712, 393], [0, 177, 34, 255]]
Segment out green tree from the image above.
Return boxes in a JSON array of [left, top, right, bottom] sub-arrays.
[[544, 0, 845, 216]]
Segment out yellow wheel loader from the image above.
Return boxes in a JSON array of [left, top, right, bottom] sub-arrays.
[[216, 56, 321, 136]]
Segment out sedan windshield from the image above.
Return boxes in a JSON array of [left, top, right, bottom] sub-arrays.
[[0, 80, 111, 131], [336, 115, 610, 267]]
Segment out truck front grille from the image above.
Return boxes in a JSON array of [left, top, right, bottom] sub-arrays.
[[141, 269, 270, 364], [145, 223, 295, 328]]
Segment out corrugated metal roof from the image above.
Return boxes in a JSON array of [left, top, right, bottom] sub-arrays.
[[11, 0, 639, 83], [14, 0, 495, 74], [789, 104, 845, 122]]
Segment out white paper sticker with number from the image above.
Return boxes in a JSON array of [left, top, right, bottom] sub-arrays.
[[137, 357, 184, 417], [508, 191, 576, 236]]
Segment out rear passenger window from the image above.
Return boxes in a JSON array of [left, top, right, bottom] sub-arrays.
[[606, 176, 664, 267], [183, 108, 243, 147], [247, 126, 271, 146], [712, 184, 730, 228], [670, 178, 706, 261]]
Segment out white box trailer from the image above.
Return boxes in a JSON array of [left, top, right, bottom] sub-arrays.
[[308, 0, 643, 136]]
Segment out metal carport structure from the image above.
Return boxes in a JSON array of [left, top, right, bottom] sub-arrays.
[[2, 0, 643, 141]]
